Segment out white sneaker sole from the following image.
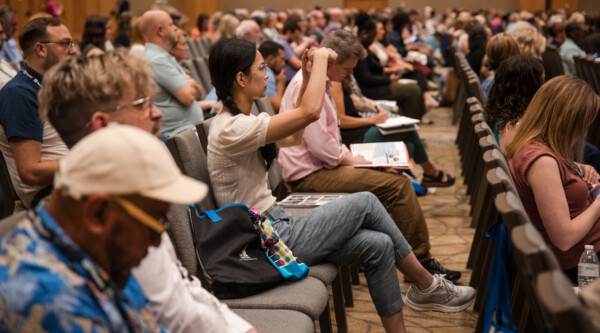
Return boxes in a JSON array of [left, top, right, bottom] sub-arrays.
[[403, 293, 476, 312]]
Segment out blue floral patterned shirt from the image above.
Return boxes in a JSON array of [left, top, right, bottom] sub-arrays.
[[0, 204, 166, 332]]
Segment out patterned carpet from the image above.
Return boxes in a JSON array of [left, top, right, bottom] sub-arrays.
[[322, 106, 478, 332]]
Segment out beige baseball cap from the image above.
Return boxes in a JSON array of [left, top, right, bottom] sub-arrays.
[[54, 124, 207, 204]]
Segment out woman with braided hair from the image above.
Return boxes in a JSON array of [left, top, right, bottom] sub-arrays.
[[206, 38, 475, 333]]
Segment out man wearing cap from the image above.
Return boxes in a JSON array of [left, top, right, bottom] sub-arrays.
[[0, 124, 208, 332], [38, 52, 256, 333]]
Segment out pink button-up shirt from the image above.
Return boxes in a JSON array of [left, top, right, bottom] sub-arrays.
[[278, 71, 349, 182]]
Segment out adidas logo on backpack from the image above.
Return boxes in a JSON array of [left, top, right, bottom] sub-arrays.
[[239, 246, 257, 261]]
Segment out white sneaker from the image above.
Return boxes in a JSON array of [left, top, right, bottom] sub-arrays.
[[404, 274, 476, 312]]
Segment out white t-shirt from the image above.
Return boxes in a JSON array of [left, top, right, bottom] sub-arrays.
[[207, 111, 275, 212], [0, 122, 68, 208], [133, 234, 253, 333]]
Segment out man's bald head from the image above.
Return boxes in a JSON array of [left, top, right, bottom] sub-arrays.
[[140, 10, 177, 50]]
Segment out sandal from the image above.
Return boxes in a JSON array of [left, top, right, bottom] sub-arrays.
[[421, 170, 455, 188]]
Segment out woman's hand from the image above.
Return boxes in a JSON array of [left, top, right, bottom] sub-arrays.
[[313, 47, 338, 63], [576, 162, 600, 187], [301, 48, 315, 81], [370, 109, 388, 124]]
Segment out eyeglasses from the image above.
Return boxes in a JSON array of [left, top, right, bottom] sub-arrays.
[[252, 63, 268, 72], [103, 96, 153, 113], [40, 39, 75, 50], [111, 195, 170, 234], [116, 96, 153, 112]]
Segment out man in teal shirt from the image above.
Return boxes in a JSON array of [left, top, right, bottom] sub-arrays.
[[141, 10, 203, 137]]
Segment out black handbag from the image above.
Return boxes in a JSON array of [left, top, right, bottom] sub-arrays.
[[188, 203, 284, 299]]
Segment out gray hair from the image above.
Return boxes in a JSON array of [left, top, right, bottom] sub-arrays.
[[320, 29, 366, 63], [235, 20, 258, 39], [0, 6, 15, 26], [39, 52, 157, 148]]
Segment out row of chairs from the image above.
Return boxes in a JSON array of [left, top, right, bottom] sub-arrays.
[[181, 56, 213, 100], [452, 45, 598, 332], [541, 45, 565, 82], [574, 55, 600, 94], [187, 37, 212, 59], [164, 97, 356, 332]]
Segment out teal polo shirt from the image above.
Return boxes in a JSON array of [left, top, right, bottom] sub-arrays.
[[144, 43, 203, 137]]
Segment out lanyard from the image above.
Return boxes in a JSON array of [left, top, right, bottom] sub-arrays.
[[22, 67, 41, 88], [30, 206, 135, 332]]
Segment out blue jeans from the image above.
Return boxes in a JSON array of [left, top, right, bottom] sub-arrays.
[[265, 192, 412, 317]]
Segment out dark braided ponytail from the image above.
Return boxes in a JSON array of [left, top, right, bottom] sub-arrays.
[[209, 38, 277, 169]]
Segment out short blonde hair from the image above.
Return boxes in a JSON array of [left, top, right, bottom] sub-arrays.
[[515, 29, 546, 59], [39, 52, 157, 148], [505, 76, 600, 169], [211, 14, 240, 46]]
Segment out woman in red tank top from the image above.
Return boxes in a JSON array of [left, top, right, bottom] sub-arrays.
[[506, 75, 600, 283]]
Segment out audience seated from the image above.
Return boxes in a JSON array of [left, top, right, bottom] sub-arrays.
[[277, 16, 308, 82], [354, 19, 428, 121], [236, 19, 263, 44], [0, 6, 22, 70], [308, 9, 327, 43], [560, 21, 586, 75], [279, 30, 461, 280], [0, 18, 75, 209], [129, 19, 146, 59], [465, 24, 489, 77], [207, 37, 475, 333], [505, 76, 600, 285], [191, 13, 213, 39], [332, 76, 455, 187], [211, 13, 239, 47], [0, 4, 598, 331], [359, 15, 439, 107], [141, 10, 204, 137], [0, 124, 207, 331], [484, 55, 544, 150], [0, 22, 17, 89], [113, 11, 134, 49], [80, 15, 112, 56], [515, 28, 546, 59], [391, 11, 432, 59], [481, 33, 520, 99], [258, 40, 286, 113], [39, 52, 255, 333]]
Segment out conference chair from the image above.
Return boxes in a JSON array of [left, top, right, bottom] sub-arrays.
[[536, 270, 598, 333], [166, 128, 338, 333], [541, 45, 564, 81], [0, 152, 18, 218], [193, 99, 351, 332]]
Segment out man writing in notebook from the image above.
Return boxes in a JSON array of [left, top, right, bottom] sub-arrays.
[[278, 30, 461, 282]]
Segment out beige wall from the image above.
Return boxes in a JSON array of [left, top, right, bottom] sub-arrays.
[[578, 0, 600, 11]]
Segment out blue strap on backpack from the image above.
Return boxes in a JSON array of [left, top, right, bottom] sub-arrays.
[[482, 214, 518, 333]]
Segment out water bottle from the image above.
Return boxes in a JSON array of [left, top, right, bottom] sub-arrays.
[[578, 245, 600, 289]]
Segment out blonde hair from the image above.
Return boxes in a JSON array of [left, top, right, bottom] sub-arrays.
[[515, 29, 546, 59], [130, 20, 145, 45], [211, 14, 240, 46], [39, 52, 157, 148], [505, 76, 600, 170]]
